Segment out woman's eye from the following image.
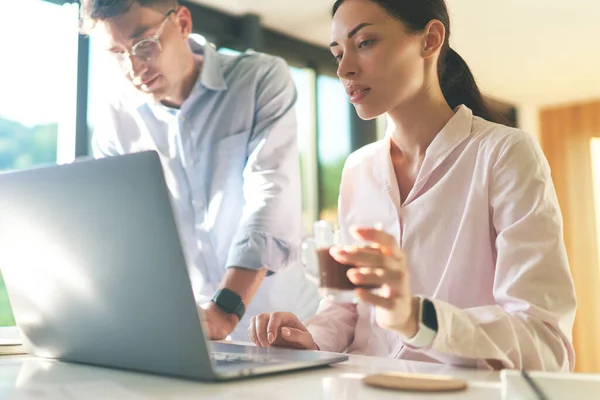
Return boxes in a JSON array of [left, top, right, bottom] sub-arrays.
[[359, 40, 374, 48], [334, 54, 343, 64]]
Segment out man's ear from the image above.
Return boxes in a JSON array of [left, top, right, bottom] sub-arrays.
[[174, 7, 193, 37]]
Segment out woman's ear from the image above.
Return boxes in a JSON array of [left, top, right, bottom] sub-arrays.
[[422, 19, 446, 60]]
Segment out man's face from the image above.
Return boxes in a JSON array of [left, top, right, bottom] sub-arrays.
[[92, 3, 193, 101]]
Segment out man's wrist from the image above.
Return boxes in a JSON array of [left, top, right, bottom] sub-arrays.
[[211, 288, 246, 321], [208, 301, 239, 327]]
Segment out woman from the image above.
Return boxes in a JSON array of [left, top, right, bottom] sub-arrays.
[[249, 0, 577, 371]]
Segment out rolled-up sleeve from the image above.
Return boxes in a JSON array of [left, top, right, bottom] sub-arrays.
[[406, 134, 577, 371], [305, 300, 359, 353], [226, 57, 301, 273]]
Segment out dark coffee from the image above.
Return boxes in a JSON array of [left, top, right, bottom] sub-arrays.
[[316, 247, 378, 290]]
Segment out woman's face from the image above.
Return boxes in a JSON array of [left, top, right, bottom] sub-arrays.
[[330, 0, 427, 120]]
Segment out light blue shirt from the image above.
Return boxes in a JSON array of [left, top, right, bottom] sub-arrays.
[[92, 39, 318, 339]]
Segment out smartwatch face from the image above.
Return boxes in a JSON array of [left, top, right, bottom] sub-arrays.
[[422, 299, 438, 332], [213, 289, 245, 320]]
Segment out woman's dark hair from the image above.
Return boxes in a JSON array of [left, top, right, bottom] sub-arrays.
[[332, 0, 506, 124]]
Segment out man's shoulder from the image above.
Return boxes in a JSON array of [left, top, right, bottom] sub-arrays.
[[99, 80, 145, 115], [220, 50, 290, 84]]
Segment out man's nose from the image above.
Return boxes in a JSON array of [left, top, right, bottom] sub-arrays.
[[126, 55, 148, 80]]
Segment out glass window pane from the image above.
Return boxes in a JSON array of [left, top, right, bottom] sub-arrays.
[[0, 0, 79, 327], [290, 67, 318, 232], [317, 75, 351, 223], [87, 33, 124, 149]]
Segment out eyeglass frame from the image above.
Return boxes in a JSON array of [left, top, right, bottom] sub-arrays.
[[112, 9, 176, 66]]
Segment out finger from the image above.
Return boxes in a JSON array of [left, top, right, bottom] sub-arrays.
[[355, 288, 397, 310], [248, 316, 260, 346], [266, 312, 286, 344], [330, 246, 388, 269], [277, 327, 316, 350], [331, 245, 404, 272], [350, 227, 403, 257], [347, 267, 403, 287], [279, 313, 310, 331], [255, 313, 270, 347]]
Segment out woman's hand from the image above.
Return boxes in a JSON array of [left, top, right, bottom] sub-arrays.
[[330, 226, 419, 338], [248, 312, 319, 350]]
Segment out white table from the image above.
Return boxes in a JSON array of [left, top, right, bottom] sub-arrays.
[[0, 350, 502, 399]]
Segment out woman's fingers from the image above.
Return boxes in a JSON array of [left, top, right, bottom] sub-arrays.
[[347, 266, 404, 287]]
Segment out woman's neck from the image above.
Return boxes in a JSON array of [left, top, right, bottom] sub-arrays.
[[386, 87, 455, 161]]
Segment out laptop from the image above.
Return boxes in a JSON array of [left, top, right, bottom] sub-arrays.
[[0, 151, 347, 381]]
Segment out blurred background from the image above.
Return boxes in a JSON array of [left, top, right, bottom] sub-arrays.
[[1, 0, 599, 372]]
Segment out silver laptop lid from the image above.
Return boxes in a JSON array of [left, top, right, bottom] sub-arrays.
[[0, 152, 217, 380]]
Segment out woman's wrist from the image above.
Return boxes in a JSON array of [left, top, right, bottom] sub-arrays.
[[397, 296, 421, 339]]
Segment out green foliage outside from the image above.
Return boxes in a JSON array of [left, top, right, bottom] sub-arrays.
[[0, 116, 58, 326]]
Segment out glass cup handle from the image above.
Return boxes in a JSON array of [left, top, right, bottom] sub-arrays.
[[301, 237, 320, 286]]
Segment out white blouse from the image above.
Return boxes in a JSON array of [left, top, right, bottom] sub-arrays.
[[305, 106, 577, 371]]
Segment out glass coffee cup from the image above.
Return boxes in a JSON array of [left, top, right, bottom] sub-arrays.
[[301, 220, 383, 303]]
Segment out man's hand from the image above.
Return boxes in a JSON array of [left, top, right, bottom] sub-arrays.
[[248, 312, 318, 350], [200, 267, 267, 340], [200, 302, 239, 340]]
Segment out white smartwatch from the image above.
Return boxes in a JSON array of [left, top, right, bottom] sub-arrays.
[[402, 296, 438, 348]]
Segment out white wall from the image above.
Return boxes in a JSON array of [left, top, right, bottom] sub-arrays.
[[517, 104, 541, 142]]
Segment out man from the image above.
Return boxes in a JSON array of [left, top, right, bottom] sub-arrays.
[[80, 0, 318, 340]]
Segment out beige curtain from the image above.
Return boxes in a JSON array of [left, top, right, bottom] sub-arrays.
[[540, 101, 600, 373]]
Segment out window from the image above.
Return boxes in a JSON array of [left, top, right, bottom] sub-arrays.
[[0, 0, 79, 327], [316, 75, 351, 223], [87, 32, 129, 152], [290, 67, 318, 231]]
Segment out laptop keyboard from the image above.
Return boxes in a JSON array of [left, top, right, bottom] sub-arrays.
[[210, 352, 279, 366]]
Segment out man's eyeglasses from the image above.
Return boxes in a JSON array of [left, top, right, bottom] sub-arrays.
[[111, 9, 176, 67]]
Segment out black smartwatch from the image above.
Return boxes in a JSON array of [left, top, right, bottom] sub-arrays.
[[403, 296, 438, 347], [211, 288, 245, 321], [421, 297, 439, 332]]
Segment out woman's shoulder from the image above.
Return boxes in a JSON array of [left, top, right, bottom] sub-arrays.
[[471, 116, 542, 161], [344, 139, 389, 170]]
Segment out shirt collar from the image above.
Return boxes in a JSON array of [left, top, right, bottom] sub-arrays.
[[379, 105, 474, 206], [189, 36, 228, 92], [421, 105, 473, 165], [137, 36, 228, 114]]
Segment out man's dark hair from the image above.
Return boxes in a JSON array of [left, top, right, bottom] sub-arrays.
[[79, 0, 178, 33]]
